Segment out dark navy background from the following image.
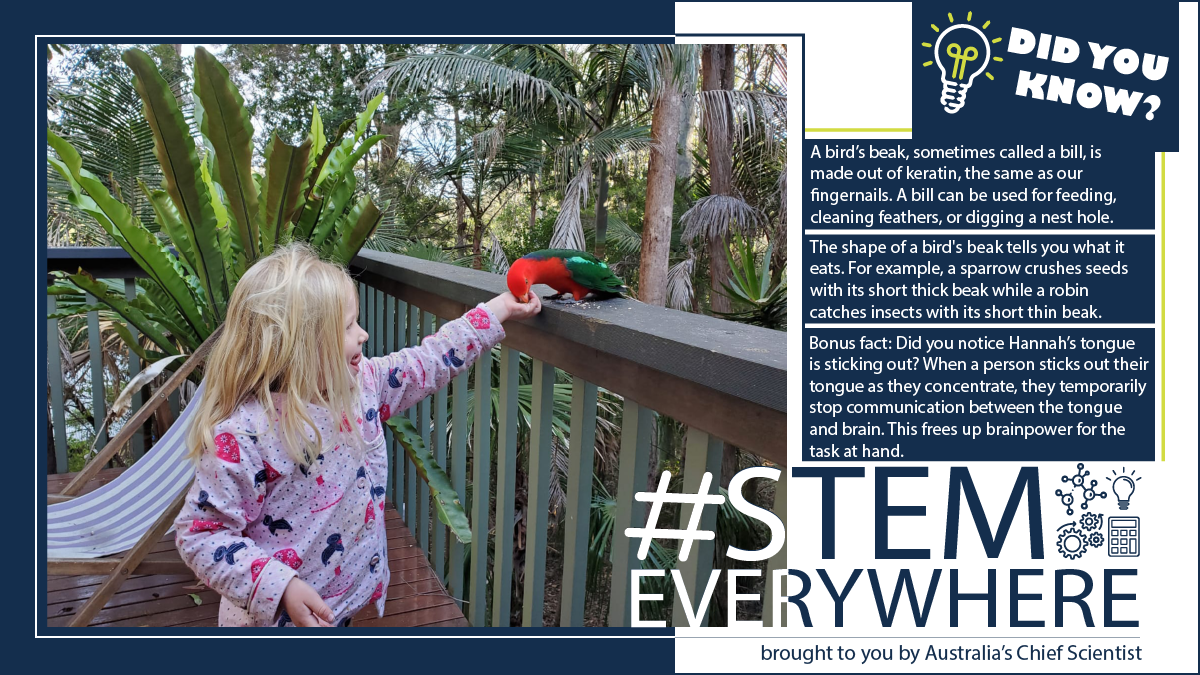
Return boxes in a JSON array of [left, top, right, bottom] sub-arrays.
[[801, 0, 1177, 462]]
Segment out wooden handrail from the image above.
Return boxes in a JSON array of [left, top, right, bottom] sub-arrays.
[[351, 249, 787, 464], [45, 247, 788, 463]]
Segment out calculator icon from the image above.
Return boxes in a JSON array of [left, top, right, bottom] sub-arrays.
[[1108, 517, 1140, 557]]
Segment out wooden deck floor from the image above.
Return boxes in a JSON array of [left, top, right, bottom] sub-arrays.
[[46, 468, 466, 628]]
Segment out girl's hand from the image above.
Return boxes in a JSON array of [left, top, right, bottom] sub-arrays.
[[281, 577, 335, 627], [487, 292, 542, 324]]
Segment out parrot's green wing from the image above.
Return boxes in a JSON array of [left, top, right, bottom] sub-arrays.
[[523, 249, 628, 294], [562, 253, 627, 294]]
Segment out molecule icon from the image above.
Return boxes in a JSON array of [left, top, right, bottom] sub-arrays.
[[1056, 463, 1108, 515], [1055, 489, 1076, 515]]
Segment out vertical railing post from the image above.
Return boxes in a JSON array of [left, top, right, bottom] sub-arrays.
[[406, 304, 419, 539], [764, 474, 788, 627], [468, 346, 493, 626], [560, 377, 598, 627], [363, 285, 373, 353], [124, 279, 144, 459], [393, 298, 407, 514], [447, 367, 469, 603], [418, 311, 432, 556], [608, 398, 653, 627], [492, 346, 520, 627], [374, 287, 385, 358], [521, 359, 555, 626], [383, 293, 396, 506], [84, 293, 107, 449], [432, 317, 450, 581], [47, 295, 68, 473], [671, 428, 724, 627], [358, 282, 366, 327]]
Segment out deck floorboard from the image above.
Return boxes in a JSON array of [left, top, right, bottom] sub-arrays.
[[46, 468, 464, 628]]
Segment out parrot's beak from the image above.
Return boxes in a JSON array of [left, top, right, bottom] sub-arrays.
[[518, 293, 530, 303]]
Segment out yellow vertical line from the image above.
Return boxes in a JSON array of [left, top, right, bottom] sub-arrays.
[[1161, 152, 1166, 462]]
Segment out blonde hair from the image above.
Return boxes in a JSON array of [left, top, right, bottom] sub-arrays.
[[187, 243, 362, 465]]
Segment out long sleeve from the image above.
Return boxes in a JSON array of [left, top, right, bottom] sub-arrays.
[[174, 421, 297, 625], [365, 302, 506, 423]]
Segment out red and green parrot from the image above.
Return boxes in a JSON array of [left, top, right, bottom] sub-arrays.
[[507, 249, 628, 304]]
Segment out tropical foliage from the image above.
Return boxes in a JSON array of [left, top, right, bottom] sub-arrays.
[[715, 233, 787, 329], [48, 47, 388, 361], [45, 43, 787, 626]]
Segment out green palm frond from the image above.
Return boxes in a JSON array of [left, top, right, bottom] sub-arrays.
[[633, 44, 699, 100], [552, 122, 654, 177], [488, 232, 510, 275], [366, 50, 587, 119], [666, 252, 696, 311], [53, 75, 162, 227], [399, 240, 454, 263], [679, 194, 765, 243], [548, 162, 591, 251], [697, 89, 787, 157]]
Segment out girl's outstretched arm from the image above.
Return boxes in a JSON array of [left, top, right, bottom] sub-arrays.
[[173, 420, 300, 625], [364, 293, 538, 417]]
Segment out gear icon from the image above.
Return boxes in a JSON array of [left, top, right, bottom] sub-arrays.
[[1087, 531, 1105, 548], [1079, 512, 1103, 531], [1057, 527, 1088, 560]]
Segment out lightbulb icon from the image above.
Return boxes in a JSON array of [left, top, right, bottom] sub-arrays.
[[933, 24, 990, 113], [1111, 475, 1136, 510]]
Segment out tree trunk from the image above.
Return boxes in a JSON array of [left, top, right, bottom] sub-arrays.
[[702, 44, 737, 315], [677, 83, 696, 179], [454, 107, 467, 248], [594, 161, 609, 258], [529, 174, 539, 233], [375, 119, 402, 167], [456, 195, 467, 248], [472, 213, 484, 271], [639, 86, 682, 306], [702, 48, 742, 574]]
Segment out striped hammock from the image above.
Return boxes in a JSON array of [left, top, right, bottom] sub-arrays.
[[46, 384, 202, 559]]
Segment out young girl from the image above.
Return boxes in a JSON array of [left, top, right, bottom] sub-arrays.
[[174, 244, 541, 627]]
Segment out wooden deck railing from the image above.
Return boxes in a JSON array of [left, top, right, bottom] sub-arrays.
[[46, 247, 787, 627], [46, 247, 177, 473]]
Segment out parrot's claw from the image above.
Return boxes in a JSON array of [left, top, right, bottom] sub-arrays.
[[542, 292, 565, 301], [551, 297, 581, 305]]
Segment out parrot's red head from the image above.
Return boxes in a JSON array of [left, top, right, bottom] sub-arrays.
[[507, 258, 535, 303]]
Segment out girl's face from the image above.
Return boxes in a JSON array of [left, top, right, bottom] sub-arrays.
[[343, 281, 369, 375]]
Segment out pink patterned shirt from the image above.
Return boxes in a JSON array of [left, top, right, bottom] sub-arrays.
[[173, 303, 505, 626]]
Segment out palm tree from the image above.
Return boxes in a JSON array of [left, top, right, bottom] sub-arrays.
[[365, 45, 660, 267], [680, 45, 786, 314], [637, 45, 698, 306]]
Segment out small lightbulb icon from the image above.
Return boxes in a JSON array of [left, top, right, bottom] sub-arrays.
[[1111, 475, 1136, 510], [933, 24, 990, 113]]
